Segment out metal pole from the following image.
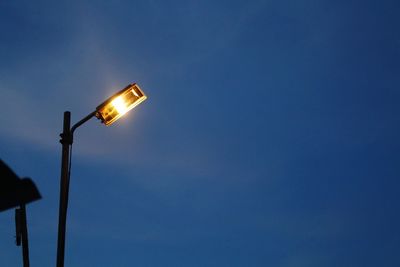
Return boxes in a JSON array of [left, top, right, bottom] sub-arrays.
[[20, 205, 30, 267], [56, 111, 72, 267]]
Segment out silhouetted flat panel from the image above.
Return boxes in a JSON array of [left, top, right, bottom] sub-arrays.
[[0, 159, 41, 212]]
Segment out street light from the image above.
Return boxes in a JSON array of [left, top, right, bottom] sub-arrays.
[[0, 159, 41, 267], [56, 83, 147, 267]]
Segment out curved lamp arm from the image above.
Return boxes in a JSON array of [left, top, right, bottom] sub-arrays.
[[70, 111, 97, 135]]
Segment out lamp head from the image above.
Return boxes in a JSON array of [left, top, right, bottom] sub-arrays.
[[95, 83, 147, 126], [0, 159, 41, 212]]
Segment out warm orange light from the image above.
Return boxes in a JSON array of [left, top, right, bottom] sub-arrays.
[[111, 97, 129, 115], [95, 83, 147, 125]]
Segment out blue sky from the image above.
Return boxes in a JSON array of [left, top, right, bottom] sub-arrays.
[[1, 0, 400, 266]]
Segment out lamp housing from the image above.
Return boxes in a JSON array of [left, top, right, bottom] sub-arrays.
[[95, 83, 147, 126]]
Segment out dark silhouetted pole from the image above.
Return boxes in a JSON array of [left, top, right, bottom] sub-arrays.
[[56, 111, 95, 267], [56, 111, 72, 267], [15, 204, 30, 267]]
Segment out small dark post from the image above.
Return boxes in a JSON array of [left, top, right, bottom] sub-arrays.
[[56, 111, 72, 267], [15, 205, 30, 267]]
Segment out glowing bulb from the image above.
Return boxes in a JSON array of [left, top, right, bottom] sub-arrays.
[[111, 97, 128, 115]]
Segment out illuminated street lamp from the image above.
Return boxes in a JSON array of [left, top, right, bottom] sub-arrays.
[[56, 83, 147, 267], [96, 83, 147, 125]]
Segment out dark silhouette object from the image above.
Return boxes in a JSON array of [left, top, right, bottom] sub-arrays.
[[0, 159, 41, 212], [0, 159, 41, 267], [57, 111, 96, 267]]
